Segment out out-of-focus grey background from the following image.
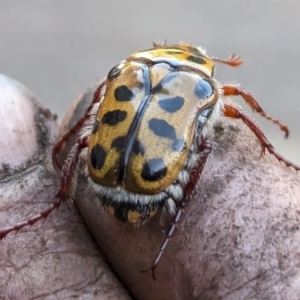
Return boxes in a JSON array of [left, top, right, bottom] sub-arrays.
[[0, 1, 299, 163]]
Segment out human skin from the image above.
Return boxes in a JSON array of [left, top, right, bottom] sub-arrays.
[[1, 75, 300, 299], [0, 74, 131, 300]]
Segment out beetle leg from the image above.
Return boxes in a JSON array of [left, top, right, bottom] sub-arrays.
[[52, 81, 105, 171], [223, 103, 300, 171], [222, 84, 289, 138], [153, 39, 167, 47], [142, 139, 212, 279], [0, 136, 88, 239], [211, 53, 243, 67]]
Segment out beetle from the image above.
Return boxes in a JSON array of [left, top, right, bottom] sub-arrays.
[[1, 41, 299, 279]]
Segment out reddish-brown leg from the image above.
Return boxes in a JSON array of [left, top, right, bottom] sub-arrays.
[[212, 54, 243, 67], [142, 139, 212, 280], [222, 85, 289, 138], [223, 103, 300, 171], [0, 136, 88, 239], [52, 81, 105, 171]]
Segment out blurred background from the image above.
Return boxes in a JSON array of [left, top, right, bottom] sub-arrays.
[[0, 1, 299, 163]]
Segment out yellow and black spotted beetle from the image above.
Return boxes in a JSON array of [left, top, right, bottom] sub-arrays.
[[1, 41, 299, 279]]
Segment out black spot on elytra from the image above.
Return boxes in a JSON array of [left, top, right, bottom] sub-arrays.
[[132, 140, 145, 155], [152, 82, 163, 94], [114, 85, 134, 101], [158, 96, 184, 113], [111, 136, 125, 151], [111, 137, 145, 155], [172, 138, 186, 152], [188, 46, 205, 57], [186, 55, 206, 65], [91, 120, 99, 134], [149, 118, 176, 140], [141, 158, 167, 182], [101, 110, 127, 126], [165, 50, 183, 55], [107, 65, 122, 80], [90, 144, 106, 170], [194, 79, 213, 99], [152, 72, 177, 94]]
